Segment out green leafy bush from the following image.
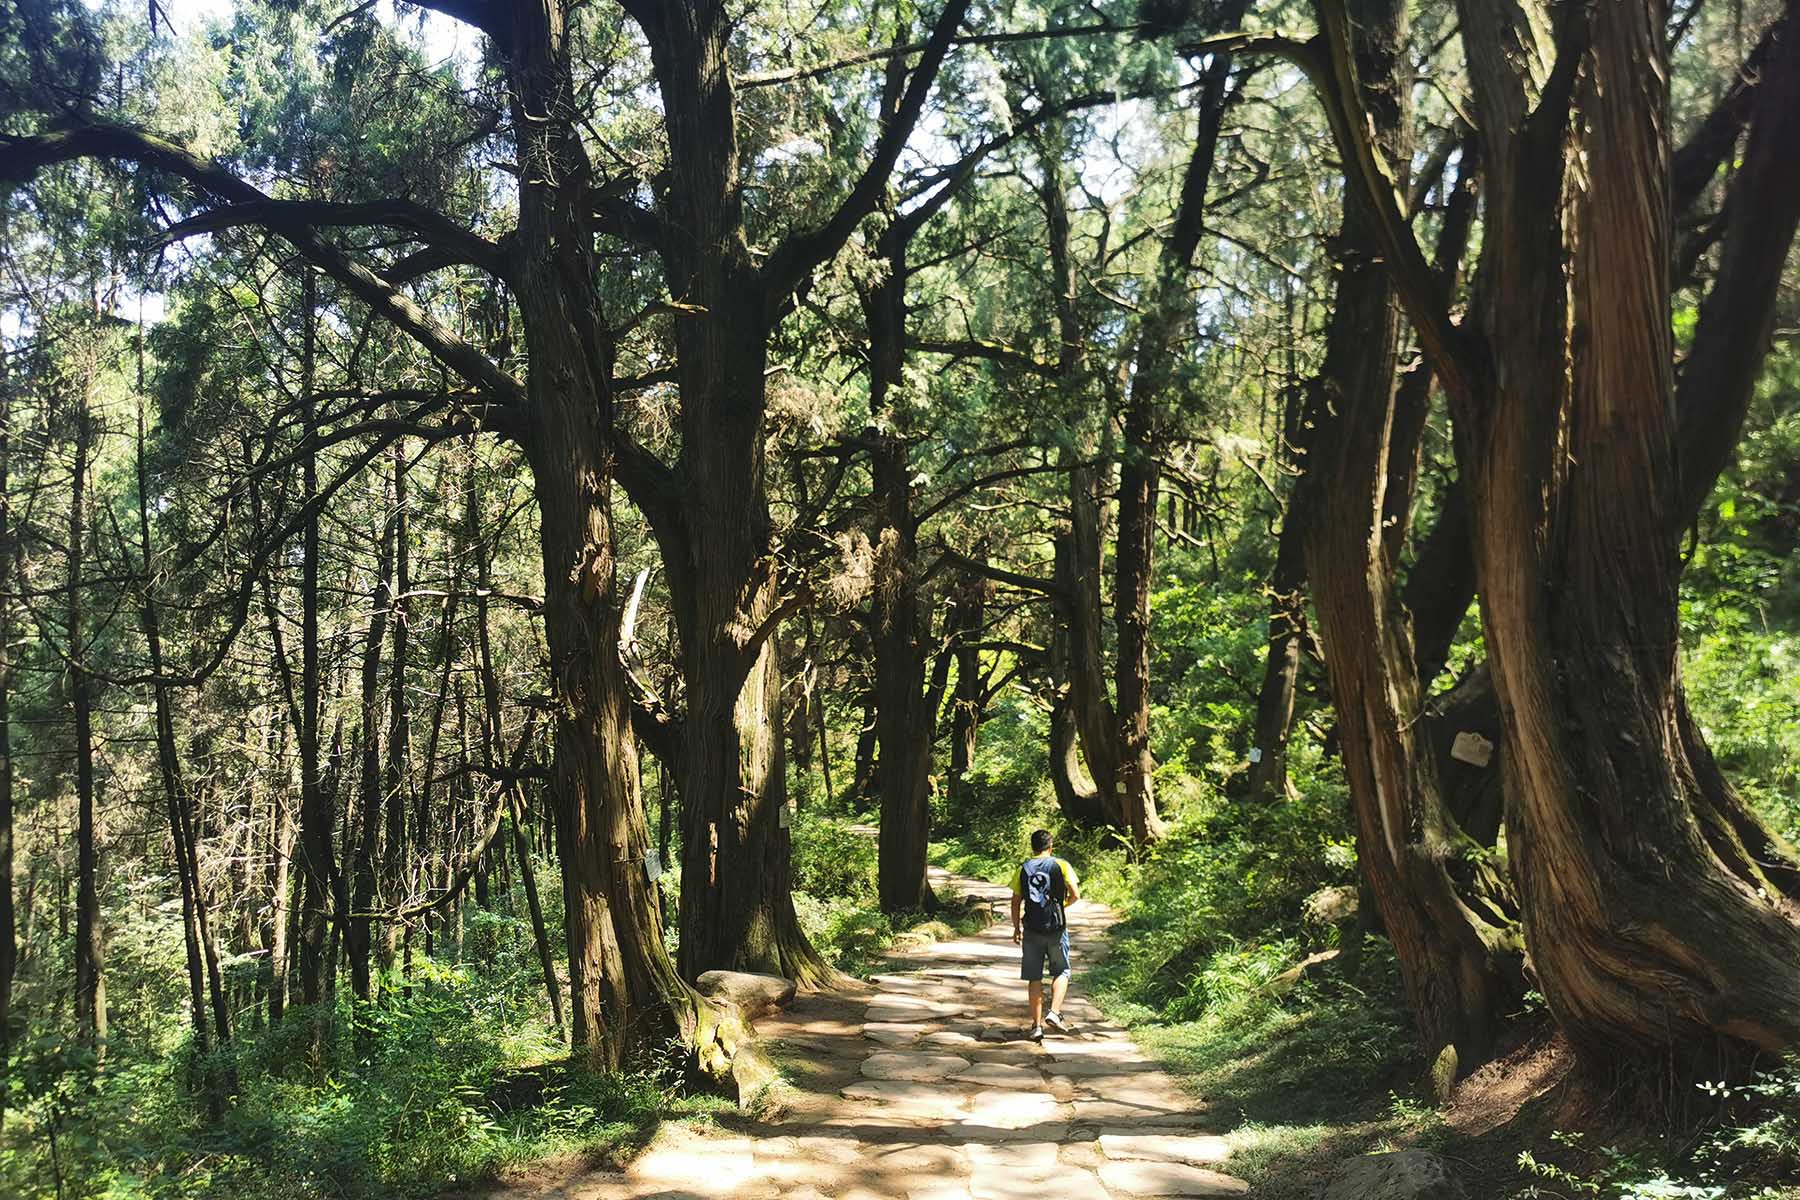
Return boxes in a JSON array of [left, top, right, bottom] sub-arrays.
[[791, 811, 879, 905], [0, 954, 670, 1200]]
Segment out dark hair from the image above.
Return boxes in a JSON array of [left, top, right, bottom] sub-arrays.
[[1030, 829, 1053, 853]]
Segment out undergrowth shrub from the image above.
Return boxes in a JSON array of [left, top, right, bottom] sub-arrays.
[[0, 956, 670, 1200], [1088, 765, 1353, 1026], [791, 812, 878, 904]]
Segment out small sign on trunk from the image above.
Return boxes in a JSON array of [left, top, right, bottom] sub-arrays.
[[1450, 731, 1495, 768]]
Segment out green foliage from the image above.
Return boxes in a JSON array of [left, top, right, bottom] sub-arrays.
[[791, 812, 879, 905], [1150, 561, 1279, 785], [931, 694, 1056, 866], [789, 810, 989, 976], [0, 918, 673, 1200], [1683, 389, 1800, 841], [1082, 771, 1353, 1023], [1513, 1065, 1800, 1199]]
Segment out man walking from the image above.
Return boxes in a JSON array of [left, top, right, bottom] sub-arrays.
[[1011, 829, 1081, 1041]]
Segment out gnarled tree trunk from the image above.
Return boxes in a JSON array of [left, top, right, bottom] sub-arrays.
[[1438, 0, 1800, 1067], [1302, 0, 1519, 1074]]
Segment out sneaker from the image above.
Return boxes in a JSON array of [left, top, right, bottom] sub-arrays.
[[1044, 1011, 1076, 1034], [1028, 1024, 1044, 1042]]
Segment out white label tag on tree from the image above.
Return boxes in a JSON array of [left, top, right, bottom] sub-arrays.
[[644, 851, 663, 883], [1450, 731, 1495, 768], [778, 799, 796, 828], [1248, 747, 1264, 764]]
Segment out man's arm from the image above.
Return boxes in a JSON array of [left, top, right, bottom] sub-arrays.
[[1011, 895, 1023, 943], [1061, 861, 1080, 906]]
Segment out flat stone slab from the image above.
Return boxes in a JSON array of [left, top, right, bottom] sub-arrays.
[[861, 1051, 973, 1081], [961, 1090, 1067, 1131], [948, 1061, 1044, 1090], [628, 1135, 758, 1193], [971, 1168, 1111, 1200], [965, 1141, 1060, 1171], [1070, 1080, 1193, 1109], [1099, 1161, 1250, 1196], [868, 1006, 955, 1025], [1048, 1057, 1159, 1077], [870, 974, 936, 989], [1073, 1099, 1209, 1126], [978, 1024, 1035, 1042], [1047, 1040, 1141, 1061], [758, 1134, 864, 1164], [923, 1030, 981, 1048], [869, 993, 968, 1014], [840, 1078, 969, 1116], [865, 1023, 929, 1047], [863, 1142, 967, 1171], [1100, 1134, 1233, 1166], [909, 1186, 975, 1200]]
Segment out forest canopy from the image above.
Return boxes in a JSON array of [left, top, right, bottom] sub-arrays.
[[1, 0, 1798, 1194]]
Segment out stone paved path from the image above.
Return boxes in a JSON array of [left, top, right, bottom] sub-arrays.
[[505, 867, 1248, 1198]]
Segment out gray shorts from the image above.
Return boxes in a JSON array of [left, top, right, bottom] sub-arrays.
[[1020, 928, 1072, 981]]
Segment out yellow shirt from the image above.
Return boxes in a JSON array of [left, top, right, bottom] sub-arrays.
[[1011, 856, 1080, 899]]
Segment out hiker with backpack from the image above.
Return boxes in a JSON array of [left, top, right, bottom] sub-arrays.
[[1010, 828, 1082, 1041]]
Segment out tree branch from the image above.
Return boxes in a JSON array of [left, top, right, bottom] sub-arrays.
[[1, 122, 527, 409], [932, 543, 1065, 600], [761, 0, 973, 301], [740, 20, 1138, 87], [907, 335, 1056, 376], [153, 196, 513, 283]]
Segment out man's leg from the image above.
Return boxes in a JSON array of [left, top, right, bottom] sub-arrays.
[[1027, 980, 1044, 1026], [1044, 932, 1078, 1032]]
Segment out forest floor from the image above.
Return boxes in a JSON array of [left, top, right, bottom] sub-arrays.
[[486, 866, 1252, 1198]]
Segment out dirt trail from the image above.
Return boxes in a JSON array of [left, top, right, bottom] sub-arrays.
[[503, 866, 1248, 1198]]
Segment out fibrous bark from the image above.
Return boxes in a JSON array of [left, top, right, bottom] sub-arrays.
[[1301, 0, 1519, 1072]]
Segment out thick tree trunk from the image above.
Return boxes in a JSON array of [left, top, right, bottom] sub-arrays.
[[499, 0, 721, 1067], [1038, 152, 1129, 833], [1113, 6, 1245, 839], [1302, 0, 1518, 1075], [69, 396, 106, 1055], [1060, 467, 1124, 824], [1048, 529, 1114, 829], [866, 230, 936, 915], [1447, 0, 1800, 1067], [624, 0, 830, 987], [1114, 406, 1166, 844], [678, 636, 829, 983], [520, 321, 710, 1069]]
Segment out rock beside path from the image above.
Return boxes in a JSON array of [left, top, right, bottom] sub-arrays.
[[696, 970, 797, 1017], [1323, 1150, 1470, 1200]]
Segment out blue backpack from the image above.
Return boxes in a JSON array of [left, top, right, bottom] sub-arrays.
[[1019, 855, 1066, 933]]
